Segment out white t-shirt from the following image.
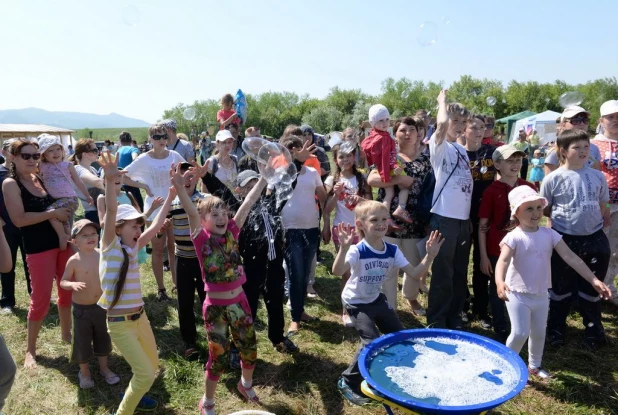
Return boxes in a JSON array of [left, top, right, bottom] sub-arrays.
[[125, 151, 185, 221], [342, 240, 409, 305], [499, 227, 562, 294], [281, 166, 322, 229], [324, 174, 358, 227], [429, 134, 473, 220]]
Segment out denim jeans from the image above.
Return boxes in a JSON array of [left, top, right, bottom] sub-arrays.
[[284, 228, 319, 322]]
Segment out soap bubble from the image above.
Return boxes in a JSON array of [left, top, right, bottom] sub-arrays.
[[559, 91, 584, 108], [276, 183, 294, 202], [242, 136, 269, 161], [257, 143, 294, 185], [339, 141, 356, 155], [121, 5, 140, 27], [417, 21, 438, 47], [486, 96, 497, 107], [502, 99, 507, 104], [401, 90, 410, 99], [545, 97, 551, 103], [441, 16, 450, 25], [183, 107, 196, 121]]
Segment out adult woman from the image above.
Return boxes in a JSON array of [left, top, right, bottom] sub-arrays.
[[367, 117, 432, 314], [2, 139, 72, 368], [68, 139, 105, 224], [116, 131, 144, 211], [201, 129, 239, 194], [125, 124, 184, 301]]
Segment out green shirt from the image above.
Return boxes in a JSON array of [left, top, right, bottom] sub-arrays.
[[512, 141, 530, 154]]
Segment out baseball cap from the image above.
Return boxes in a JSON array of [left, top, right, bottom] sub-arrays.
[[236, 170, 260, 187], [116, 204, 145, 221], [492, 145, 526, 163], [71, 219, 100, 238], [508, 186, 548, 219], [160, 119, 178, 131], [216, 130, 234, 142], [561, 105, 590, 120], [600, 100, 618, 117]]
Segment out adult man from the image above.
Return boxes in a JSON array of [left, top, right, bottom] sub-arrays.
[[161, 119, 195, 163], [592, 100, 618, 305]]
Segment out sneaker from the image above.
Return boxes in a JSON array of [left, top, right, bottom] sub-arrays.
[[306, 284, 318, 299], [156, 289, 171, 302], [275, 337, 299, 353], [163, 261, 170, 272], [0, 306, 14, 315], [342, 314, 354, 328], [229, 347, 241, 370], [119, 394, 159, 412], [286, 298, 291, 310], [337, 377, 371, 406], [479, 318, 492, 330], [411, 306, 426, 317], [547, 330, 565, 347], [528, 367, 551, 380]]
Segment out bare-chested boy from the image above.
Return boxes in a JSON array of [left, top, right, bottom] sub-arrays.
[[60, 219, 119, 389]]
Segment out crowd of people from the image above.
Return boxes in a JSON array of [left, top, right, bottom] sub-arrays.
[[0, 90, 617, 415]]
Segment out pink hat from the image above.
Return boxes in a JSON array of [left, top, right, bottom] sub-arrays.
[[508, 186, 547, 219]]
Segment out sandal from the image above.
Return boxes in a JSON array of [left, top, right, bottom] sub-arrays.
[[237, 379, 260, 404], [100, 371, 120, 385], [199, 396, 215, 415], [393, 206, 413, 223]]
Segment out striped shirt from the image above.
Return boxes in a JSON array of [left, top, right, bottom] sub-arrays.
[[98, 236, 144, 310], [168, 191, 210, 258]]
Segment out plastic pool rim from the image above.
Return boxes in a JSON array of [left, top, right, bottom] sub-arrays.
[[358, 328, 528, 413]]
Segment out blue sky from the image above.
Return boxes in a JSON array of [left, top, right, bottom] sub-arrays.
[[1, 0, 615, 123]]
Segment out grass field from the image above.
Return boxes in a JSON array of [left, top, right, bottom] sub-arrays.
[[1, 203, 618, 414], [76, 128, 150, 143]]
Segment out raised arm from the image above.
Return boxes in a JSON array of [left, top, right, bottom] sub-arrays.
[[433, 89, 449, 145], [100, 153, 124, 249], [3, 179, 69, 227], [332, 223, 355, 276], [234, 177, 267, 229], [171, 164, 202, 234]]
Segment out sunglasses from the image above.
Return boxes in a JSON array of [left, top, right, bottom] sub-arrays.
[[85, 148, 99, 154], [485, 124, 495, 129], [567, 117, 589, 125], [19, 153, 41, 161], [151, 134, 168, 140]]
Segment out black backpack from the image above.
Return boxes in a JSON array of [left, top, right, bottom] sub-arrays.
[[416, 148, 463, 223]]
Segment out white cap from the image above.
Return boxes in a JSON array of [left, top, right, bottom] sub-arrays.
[[600, 100, 618, 117], [215, 130, 234, 142], [508, 186, 548, 220], [116, 204, 145, 221], [368, 104, 390, 126], [561, 105, 590, 121], [37, 134, 62, 154]]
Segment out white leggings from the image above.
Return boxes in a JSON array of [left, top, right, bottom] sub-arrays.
[[505, 291, 549, 369]]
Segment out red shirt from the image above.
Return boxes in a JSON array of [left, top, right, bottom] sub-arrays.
[[217, 109, 240, 130], [477, 178, 536, 257], [591, 135, 618, 203], [360, 129, 397, 182]]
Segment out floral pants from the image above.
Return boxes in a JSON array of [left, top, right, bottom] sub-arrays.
[[203, 293, 257, 381]]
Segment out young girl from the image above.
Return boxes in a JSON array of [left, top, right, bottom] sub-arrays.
[[332, 201, 443, 405], [98, 152, 175, 414], [171, 163, 267, 415], [495, 186, 611, 379], [360, 105, 410, 223], [216, 93, 240, 130], [323, 144, 372, 327], [37, 135, 93, 250], [529, 149, 545, 190]]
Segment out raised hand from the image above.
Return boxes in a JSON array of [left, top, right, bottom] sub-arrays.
[[292, 140, 317, 162], [98, 151, 124, 180], [189, 160, 209, 178], [169, 163, 185, 189], [150, 196, 165, 211], [336, 223, 355, 247], [425, 230, 445, 259], [437, 89, 448, 105]]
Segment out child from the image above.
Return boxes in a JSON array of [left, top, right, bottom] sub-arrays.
[[98, 152, 174, 415], [478, 145, 534, 342], [360, 104, 410, 223], [495, 186, 611, 379], [541, 129, 612, 350], [171, 164, 268, 415], [37, 135, 93, 250], [217, 93, 240, 130], [332, 201, 443, 406], [60, 219, 119, 389], [323, 144, 372, 327], [529, 149, 545, 190]]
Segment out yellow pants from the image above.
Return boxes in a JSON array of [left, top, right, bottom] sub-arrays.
[[107, 312, 159, 415]]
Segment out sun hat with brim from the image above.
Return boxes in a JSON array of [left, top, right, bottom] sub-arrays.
[[116, 204, 145, 221], [492, 145, 527, 163], [508, 186, 548, 219], [561, 105, 590, 121], [236, 170, 260, 187], [600, 100, 618, 117], [216, 130, 234, 142], [37, 134, 62, 154], [71, 219, 100, 238]]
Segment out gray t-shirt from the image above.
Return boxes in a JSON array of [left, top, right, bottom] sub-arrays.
[[74, 164, 99, 212], [168, 139, 194, 161], [540, 166, 609, 235], [544, 143, 601, 167]]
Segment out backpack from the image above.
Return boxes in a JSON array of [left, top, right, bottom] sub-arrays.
[[416, 148, 463, 223], [211, 155, 239, 176]]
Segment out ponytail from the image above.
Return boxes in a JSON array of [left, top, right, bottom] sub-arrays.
[[110, 247, 129, 309]]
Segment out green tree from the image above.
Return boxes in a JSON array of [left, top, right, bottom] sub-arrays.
[[301, 105, 343, 133]]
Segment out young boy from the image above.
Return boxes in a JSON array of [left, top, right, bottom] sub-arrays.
[[60, 219, 119, 389], [167, 162, 210, 360], [427, 89, 474, 329], [541, 129, 611, 350], [333, 201, 443, 406], [477, 145, 535, 342]]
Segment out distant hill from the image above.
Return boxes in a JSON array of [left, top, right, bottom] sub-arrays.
[[0, 108, 150, 129]]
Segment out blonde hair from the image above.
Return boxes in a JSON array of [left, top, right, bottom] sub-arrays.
[[354, 201, 389, 238], [196, 196, 228, 218]]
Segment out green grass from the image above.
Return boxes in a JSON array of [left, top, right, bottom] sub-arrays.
[[1, 207, 618, 414], [75, 128, 150, 143]]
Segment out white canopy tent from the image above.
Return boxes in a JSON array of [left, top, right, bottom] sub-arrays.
[[0, 124, 75, 149], [508, 110, 562, 145]]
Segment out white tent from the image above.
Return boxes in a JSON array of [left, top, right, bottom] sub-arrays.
[[508, 110, 562, 145]]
